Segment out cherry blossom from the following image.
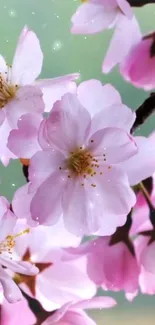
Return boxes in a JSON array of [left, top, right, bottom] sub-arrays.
[[42, 296, 116, 325], [0, 26, 79, 164], [0, 197, 38, 303]]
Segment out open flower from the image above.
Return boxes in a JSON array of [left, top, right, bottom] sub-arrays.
[[0, 26, 79, 165], [12, 80, 155, 236], [71, 0, 132, 35], [0, 197, 38, 303], [42, 296, 116, 325]]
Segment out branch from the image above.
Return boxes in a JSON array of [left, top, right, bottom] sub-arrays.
[[131, 92, 155, 133], [127, 0, 155, 6]]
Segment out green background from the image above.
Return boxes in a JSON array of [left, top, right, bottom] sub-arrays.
[[0, 0, 155, 323]]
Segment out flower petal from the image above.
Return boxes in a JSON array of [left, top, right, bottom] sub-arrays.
[[5, 85, 44, 128], [77, 79, 121, 117], [119, 136, 155, 186], [45, 93, 91, 152], [0, 268, 23, 303], [73, 296, 116, 309], [30, 171, 67, 225], [29, 149, 65, 191], [36, 74, 79, 112], [11, 26, 43, 85], [8, 113, 42, 159], [88, 127, 137, 164], [102, 15, 141, 73], [71, 3, 117, 34], [12, 183, 32, 221]]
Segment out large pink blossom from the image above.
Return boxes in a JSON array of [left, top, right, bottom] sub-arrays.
[[0, 26, 78, 165], [12, 80, 155, 236], [10, 219, 96, 311], [71, 0, 132, 35], [0, 197, 38, 303], [42, 296, 116, 325]]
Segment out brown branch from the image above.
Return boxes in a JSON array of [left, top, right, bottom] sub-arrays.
[[127, 0, 155, 6], [131, 92, 155, 133]]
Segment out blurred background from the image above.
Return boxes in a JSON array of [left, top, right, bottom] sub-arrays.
[[0, 0, 154, 323]]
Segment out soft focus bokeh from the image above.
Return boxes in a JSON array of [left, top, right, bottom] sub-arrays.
[[0, 0, 155, 323]]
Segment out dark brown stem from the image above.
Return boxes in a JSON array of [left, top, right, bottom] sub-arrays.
[[127, 0, 155, 6], [131, 92, 155, 133]]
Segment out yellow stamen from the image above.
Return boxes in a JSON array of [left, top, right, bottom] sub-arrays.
[[0, 228, 30, 254]]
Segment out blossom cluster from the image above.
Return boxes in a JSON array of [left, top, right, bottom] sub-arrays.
[[0, 0, 155, 324]]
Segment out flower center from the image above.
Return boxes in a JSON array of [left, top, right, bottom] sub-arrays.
[[0, 69, 18, 109], [0, 228, 30, 255], [67, 148, 95, 176]]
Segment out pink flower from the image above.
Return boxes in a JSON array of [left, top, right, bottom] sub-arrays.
[[71, 0, 132, 35], [12, 80, 155, 236], [10, 219, 96, 311], [120, 31, 155, 90], [0, 295, 36, 325], [42, 296, 116, 325], [0, 26, 79, 164], [0, 197, 38, 303], [14, 83, 139, 236], [75, 237, 140, 300]]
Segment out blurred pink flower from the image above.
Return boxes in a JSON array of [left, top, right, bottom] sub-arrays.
[[120, 31, 155, 90], [0, 26, 78, 164], [0, 197, 38, 303], [11, 219, 96, 311], [42, 296, 116, 325], [75, 237, 140, 300], [71, 0, 132, 35]]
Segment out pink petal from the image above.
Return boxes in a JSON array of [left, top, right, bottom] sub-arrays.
[[36, 259, 96, 309], [12, 183, 33, 220], [30, 171, 67, 225], [8, 113, 42, 159], [77, 79, 121, 117], [102, 15, 141, 73], [88, 127, 137, 163], [42, 302, 72, 324], [0, 110, 5, 126], [0, 268, 23, 303], [29, 149, 65, 191], [117, 0, 133, 18], [119, 136, 155, 186], [0, 255, 38, 275], [0, 55, 7, 75], [1, 298, 36, 325], [5, 85, 44, 128], [71, 3, 117, 34], [11, 26, 43, 86], [0, 209, 17, 242], [45, 93, 91, 152], [0, 119, 16, 166], [141, 242, 155, 274], [73, 296, 117, 309], [120, 36, 155, 90], [36, 74, 79, 112]]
